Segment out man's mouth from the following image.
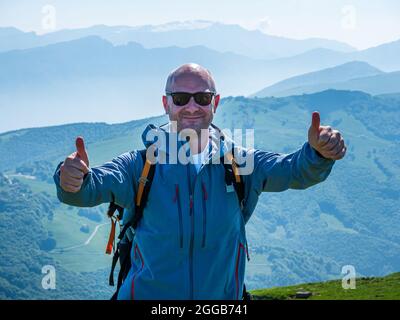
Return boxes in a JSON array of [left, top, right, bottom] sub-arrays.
[[182, 115, 203, 120]]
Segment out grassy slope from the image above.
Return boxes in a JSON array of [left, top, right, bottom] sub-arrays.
[[250, 272, 400, 300], [11, 175, 113, 273]]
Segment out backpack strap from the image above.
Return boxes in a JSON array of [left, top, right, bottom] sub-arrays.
[[223, 147, 245, 211], [108, 148, 156, 298], [132, 148, 156, 229], [105, 202, 124, 255], [210, 123, 245, 210], [108, 221, 135, 288], [105, 217, 118, 255]]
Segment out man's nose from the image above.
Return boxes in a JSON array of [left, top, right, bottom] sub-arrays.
[[184, 97, 200, 113]]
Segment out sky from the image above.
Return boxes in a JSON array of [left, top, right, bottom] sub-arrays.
[[0, 0, 399, 50]]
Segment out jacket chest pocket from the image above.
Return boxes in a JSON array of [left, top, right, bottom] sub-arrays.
[[139, 165, 186, 249]]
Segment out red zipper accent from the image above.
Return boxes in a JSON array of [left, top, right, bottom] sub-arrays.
[[190, 196, 193, 209], [201, 182, 208, 200], [235, 242, 245, 300], [131, 244, 144, 300]]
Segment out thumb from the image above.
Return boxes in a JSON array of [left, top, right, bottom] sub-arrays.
[[310, 111, 321, 132], [75, 136, 90, 167]]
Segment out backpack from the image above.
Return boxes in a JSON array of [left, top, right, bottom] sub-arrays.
[[105, 145, 252, 300]]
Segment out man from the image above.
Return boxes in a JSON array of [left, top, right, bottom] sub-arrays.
[[53, 63, 346, 300]]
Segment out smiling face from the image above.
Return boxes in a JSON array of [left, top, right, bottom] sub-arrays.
[[162, 64, 220, 134]]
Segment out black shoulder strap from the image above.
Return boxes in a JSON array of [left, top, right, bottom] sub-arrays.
[[223, 149, 245, 211]]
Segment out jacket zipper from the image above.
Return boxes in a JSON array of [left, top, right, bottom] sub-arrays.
[[131, 243, 144, 300], [235, 242, 245, 300], [187, 164, 194, 300], [201, 182, 208, 248], [186, 144, 210, 299], [174, 184, 184, 248]]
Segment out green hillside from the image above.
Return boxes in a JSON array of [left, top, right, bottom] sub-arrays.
[[251, 272, 400, 300], [0, 172, 114, 299]]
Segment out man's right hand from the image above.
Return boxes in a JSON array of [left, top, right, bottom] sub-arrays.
[[60, 136, 90, 193]]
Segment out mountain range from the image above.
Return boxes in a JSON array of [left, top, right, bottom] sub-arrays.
[[0, 33, 399, 133], [253, 61, 400, 97], [0, 21, 356, 59]]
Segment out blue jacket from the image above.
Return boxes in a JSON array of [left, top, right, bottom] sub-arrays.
[[53, 123, 335, 300]]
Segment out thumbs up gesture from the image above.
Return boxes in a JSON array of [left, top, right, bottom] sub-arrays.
[[60, 136, 90, 193], [308, 111, 347, 160]]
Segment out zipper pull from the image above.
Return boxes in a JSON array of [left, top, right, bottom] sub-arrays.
[[189, 195, 193, 213]]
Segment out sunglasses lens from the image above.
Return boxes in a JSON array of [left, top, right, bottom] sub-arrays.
[[194, 93, 213, 106], [172, 93, 191, 106]]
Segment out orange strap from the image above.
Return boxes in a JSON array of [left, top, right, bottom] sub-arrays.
[[105, 217, 117, 255], [226, 152, 241, 183], [136, 158, 152, 206]]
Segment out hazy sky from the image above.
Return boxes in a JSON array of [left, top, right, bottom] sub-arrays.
[[0, 0, 399, 49]]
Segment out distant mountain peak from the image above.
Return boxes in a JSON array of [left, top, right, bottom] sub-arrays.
[[305, 88, 372, 99], [0, 26, 34, 36], [55, 35, 114, 47], [312, 60, 383, 75], [147, 20, 216, 32]]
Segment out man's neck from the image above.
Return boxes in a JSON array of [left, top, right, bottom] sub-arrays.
[[171, 122, 210, 155], [189, 130, 209, 155]]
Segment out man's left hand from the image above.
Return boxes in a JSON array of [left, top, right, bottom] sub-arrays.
[[308, 111, 347, 160]]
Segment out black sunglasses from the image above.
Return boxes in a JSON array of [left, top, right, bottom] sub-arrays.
[[166, 92, 216, 107]]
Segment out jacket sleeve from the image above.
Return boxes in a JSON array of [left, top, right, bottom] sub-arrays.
[[53, 151, 142, 210], [240, 142, 335, 224], [247, 141, 335, 193]]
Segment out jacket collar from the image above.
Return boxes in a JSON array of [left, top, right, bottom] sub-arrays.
[[141, 122, 235, 163]]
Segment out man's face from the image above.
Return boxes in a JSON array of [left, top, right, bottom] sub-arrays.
[[162, 73, 220, 133]]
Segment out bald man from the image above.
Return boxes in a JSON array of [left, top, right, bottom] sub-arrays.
[[54, 63, 346, 300]]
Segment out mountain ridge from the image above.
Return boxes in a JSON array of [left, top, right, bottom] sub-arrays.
[[252, 61, 400, 97], [0, 22, 358, 59]]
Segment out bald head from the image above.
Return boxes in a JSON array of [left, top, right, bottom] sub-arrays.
[[165, 63, 216, 93]]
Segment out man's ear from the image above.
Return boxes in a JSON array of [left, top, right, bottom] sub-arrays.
[[213, 94, 220, 113], [162, 95, 169, 114]]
